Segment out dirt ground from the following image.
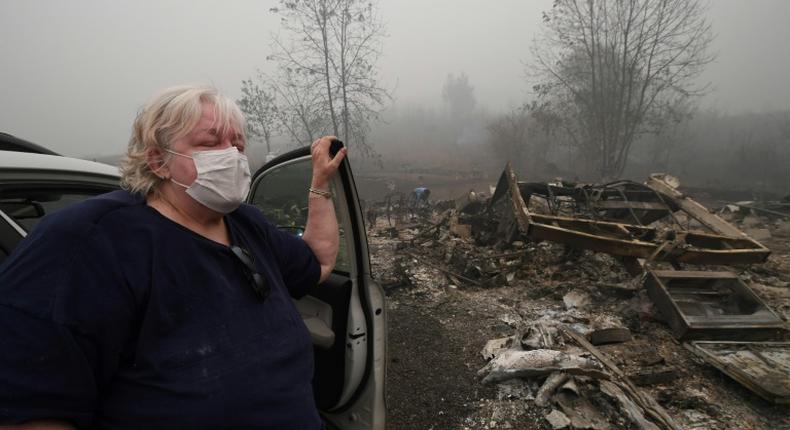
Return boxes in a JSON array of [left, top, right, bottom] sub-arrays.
[[372, 228, 552, 430], [370, 215, 790, 430]]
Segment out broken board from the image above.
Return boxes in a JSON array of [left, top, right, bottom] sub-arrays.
[[685, 341, 790, 404]]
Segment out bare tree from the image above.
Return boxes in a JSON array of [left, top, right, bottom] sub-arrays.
[[238, 68, 329, 152], [269, 68, 330, 147], [332, 0, 390, 151], [268, 0, 390, 153], [645, 100, 693, 170], [487, 106, 530, 170], [530, 0, 715, 179], [238, 77, 278, 155]]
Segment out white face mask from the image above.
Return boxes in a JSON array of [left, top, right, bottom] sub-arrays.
[[165, 146, 251, 214]]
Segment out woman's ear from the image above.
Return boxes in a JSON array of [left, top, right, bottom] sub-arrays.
[[146, 147, 168, 179]]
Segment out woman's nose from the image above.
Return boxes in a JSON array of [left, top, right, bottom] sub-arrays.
[[218, 136, 234, 149]]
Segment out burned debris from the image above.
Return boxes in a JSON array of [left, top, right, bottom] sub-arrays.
[[487, 163, 770, 266], [643, 270, 785, 341], [685, 341, 790, 405], [372, 164, 789, 428]]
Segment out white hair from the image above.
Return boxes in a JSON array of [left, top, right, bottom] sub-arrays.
[[119, 84, 246, 196]]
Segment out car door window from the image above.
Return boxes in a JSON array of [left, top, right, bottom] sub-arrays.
[[248, 157, 351, 273], [0, 187, 115, 232], [0, 185, 118, 264]]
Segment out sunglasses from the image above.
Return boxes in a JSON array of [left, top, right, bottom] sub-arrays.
[[230, 245, 270, 301]]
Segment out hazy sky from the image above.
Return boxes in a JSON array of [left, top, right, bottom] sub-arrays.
[[1, 0, 789, 157]]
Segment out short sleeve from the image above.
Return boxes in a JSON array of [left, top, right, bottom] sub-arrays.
[[0, 217, 136, 426], [262, 221, 321, 299]]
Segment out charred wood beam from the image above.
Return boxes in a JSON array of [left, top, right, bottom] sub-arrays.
[[502, 162, 532, 233], [528, 213, 768, 265], [645, 174, 747, 238]]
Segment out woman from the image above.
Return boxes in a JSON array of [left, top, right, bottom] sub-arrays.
[[0, 85, 346, 429]]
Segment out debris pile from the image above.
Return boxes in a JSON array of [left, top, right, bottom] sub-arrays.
[[370, 165, 790, 429], [718, 195, 790, 243], [477, 315, 680, 430]]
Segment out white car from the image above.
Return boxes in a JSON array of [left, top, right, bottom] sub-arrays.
[[0, 138, 386, 429], [0, 149, 119, 259]]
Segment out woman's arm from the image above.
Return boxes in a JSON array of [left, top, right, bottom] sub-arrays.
[[301, 136, 347, 283]]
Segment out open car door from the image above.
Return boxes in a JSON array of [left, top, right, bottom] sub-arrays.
[[248, 146, 386, 430]]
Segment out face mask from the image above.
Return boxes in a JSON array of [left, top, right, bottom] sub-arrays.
[[165, 146, 251, 214]]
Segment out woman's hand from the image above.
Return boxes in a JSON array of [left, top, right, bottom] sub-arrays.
[[310, 136, 347, 189]]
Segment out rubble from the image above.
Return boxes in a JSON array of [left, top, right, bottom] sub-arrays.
[[481, 336, 517, 361], [553, 385, 611, 430], [544, 409, 571, 429], [685, 341, 790, 404], [733, 199, 790, 220], [370, 166, 790, 429], [474, 311, 681, 428], [588, 328, 632, 346], [562, 291, 591, 310], [487, 164, 771, 265], [521, 321, 563, 350], [562, 327, 681, 430], [628, 366, 679, 387], [535, 373, 570, 407], [775, 220, 790, 237], [744, 227, 772, 241], [599, 380, 660, 430], [478, 349, 606, 384]]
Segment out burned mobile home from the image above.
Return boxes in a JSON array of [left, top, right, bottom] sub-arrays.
[[486, 164, 770, 266]]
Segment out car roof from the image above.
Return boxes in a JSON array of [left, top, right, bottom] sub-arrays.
[[0, 150, 120, 178], [0, 132, 60, 156]]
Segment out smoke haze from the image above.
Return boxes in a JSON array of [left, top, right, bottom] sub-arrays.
[[1, 0, 789, 157]]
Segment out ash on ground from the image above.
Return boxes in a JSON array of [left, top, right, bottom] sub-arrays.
[[374, 195, 790, 430]]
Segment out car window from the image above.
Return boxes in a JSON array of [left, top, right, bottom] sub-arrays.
[[0, 187, 112, 232], [249, 157, 351, 273]]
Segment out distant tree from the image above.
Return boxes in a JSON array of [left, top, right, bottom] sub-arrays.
[[441, 72, 479, 145], [487, 106, 530, 169], [441, 72, 476, 124], [267, 0, 390, 154], [530, 0, 715, 179], [238, 77, 278, 155], [268, 68, 331, 146], [645, 100, 694, 171]]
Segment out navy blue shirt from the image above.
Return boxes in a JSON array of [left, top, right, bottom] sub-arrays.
[[0, 190, 322, 429]]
